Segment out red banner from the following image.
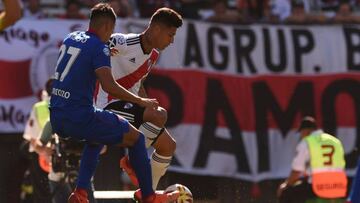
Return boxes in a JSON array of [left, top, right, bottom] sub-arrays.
[[148, 70, 360, 129], [146, 69, 360, 180]]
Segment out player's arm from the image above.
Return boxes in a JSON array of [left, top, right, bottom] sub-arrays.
[[0, 0, 22, 31], [96, 67, 158, 108]]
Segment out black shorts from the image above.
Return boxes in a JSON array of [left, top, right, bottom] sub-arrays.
[[104, 100, 145, 128]]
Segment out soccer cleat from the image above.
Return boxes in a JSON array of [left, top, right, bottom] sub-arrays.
[[134, 189, 180, 203], [120, 155, 139, 187], [68, 188, 89, 203]]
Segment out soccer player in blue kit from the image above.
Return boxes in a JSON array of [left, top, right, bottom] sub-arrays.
[[49, 3, 179, 203]]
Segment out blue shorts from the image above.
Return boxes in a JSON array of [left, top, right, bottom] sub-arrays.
[[50, 107, 130, 145]]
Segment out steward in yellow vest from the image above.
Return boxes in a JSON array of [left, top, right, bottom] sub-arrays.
[[22, 81, 53, 202], [278, 116, 347, 203], [305, 130, 347, 198], [33, 100, 51, 173]]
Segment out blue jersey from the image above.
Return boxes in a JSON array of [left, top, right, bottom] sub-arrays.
[[50, 31, 111, 117]]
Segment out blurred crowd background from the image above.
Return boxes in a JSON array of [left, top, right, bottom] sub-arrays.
[[12, 0, 360, 24]]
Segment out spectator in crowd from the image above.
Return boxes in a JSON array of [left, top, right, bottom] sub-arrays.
[[285, 0, 327, 23], [277, 116, 347, 203], [332, 0, 360, 23], [178, 0, 204, 19], [109, 0, 134, 18], [284, 0, 308, 23], [78, 0, 97, 8], [136, 0, 176, 18], [205, 0, 242, 24], [0, 0, 22, 30], [315, 0, 341, 16], [237, 0, 269, 21], [58, 0, 87, 19], [265, 0, 291, 22], [23, 0, 46, 19], [22, 78, 53, 203]]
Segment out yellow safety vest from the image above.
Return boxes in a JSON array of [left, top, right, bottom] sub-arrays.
[[33, 100, 50, 173], [305, 132, 347, 198], [34, 101, 49, 129]]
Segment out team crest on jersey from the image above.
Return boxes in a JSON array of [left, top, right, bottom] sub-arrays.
[[124, 102, 133, 109], [118, 35, 126, 45], [103, 47, 110, 56]]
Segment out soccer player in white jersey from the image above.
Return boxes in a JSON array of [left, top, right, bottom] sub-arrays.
[[95, 7, 183, 190]]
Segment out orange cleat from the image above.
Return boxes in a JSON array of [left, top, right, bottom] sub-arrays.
[[120, 155, 139, 187], [68, 188, 89, 203], [134, 189, 180, 203]]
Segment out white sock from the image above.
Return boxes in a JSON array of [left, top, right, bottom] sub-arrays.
[[151, 151, 172, 190], [139, 122, 162, 148]]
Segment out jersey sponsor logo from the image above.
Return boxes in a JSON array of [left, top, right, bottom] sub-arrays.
[[103, 47, 110, 56], [52, 87, 70, 99]]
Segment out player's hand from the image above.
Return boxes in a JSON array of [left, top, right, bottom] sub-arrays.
[[139, 98, 158, 109], [110, 48, 119, 56]]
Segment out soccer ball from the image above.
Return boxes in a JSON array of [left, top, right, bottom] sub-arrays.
[[164, 183, 193, 203]]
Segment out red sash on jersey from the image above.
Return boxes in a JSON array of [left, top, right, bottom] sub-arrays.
[[107, 50, 159, 101]]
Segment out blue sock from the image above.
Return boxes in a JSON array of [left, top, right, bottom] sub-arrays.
[[128, 133, 154, 198], [77, 144, 103, 189]]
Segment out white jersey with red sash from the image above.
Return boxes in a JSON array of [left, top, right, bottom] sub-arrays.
[[95, 33, 159, 109]]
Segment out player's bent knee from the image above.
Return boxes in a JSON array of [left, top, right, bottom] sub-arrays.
[[144, 107, 167, 126], [154, 108, 167, 125]]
